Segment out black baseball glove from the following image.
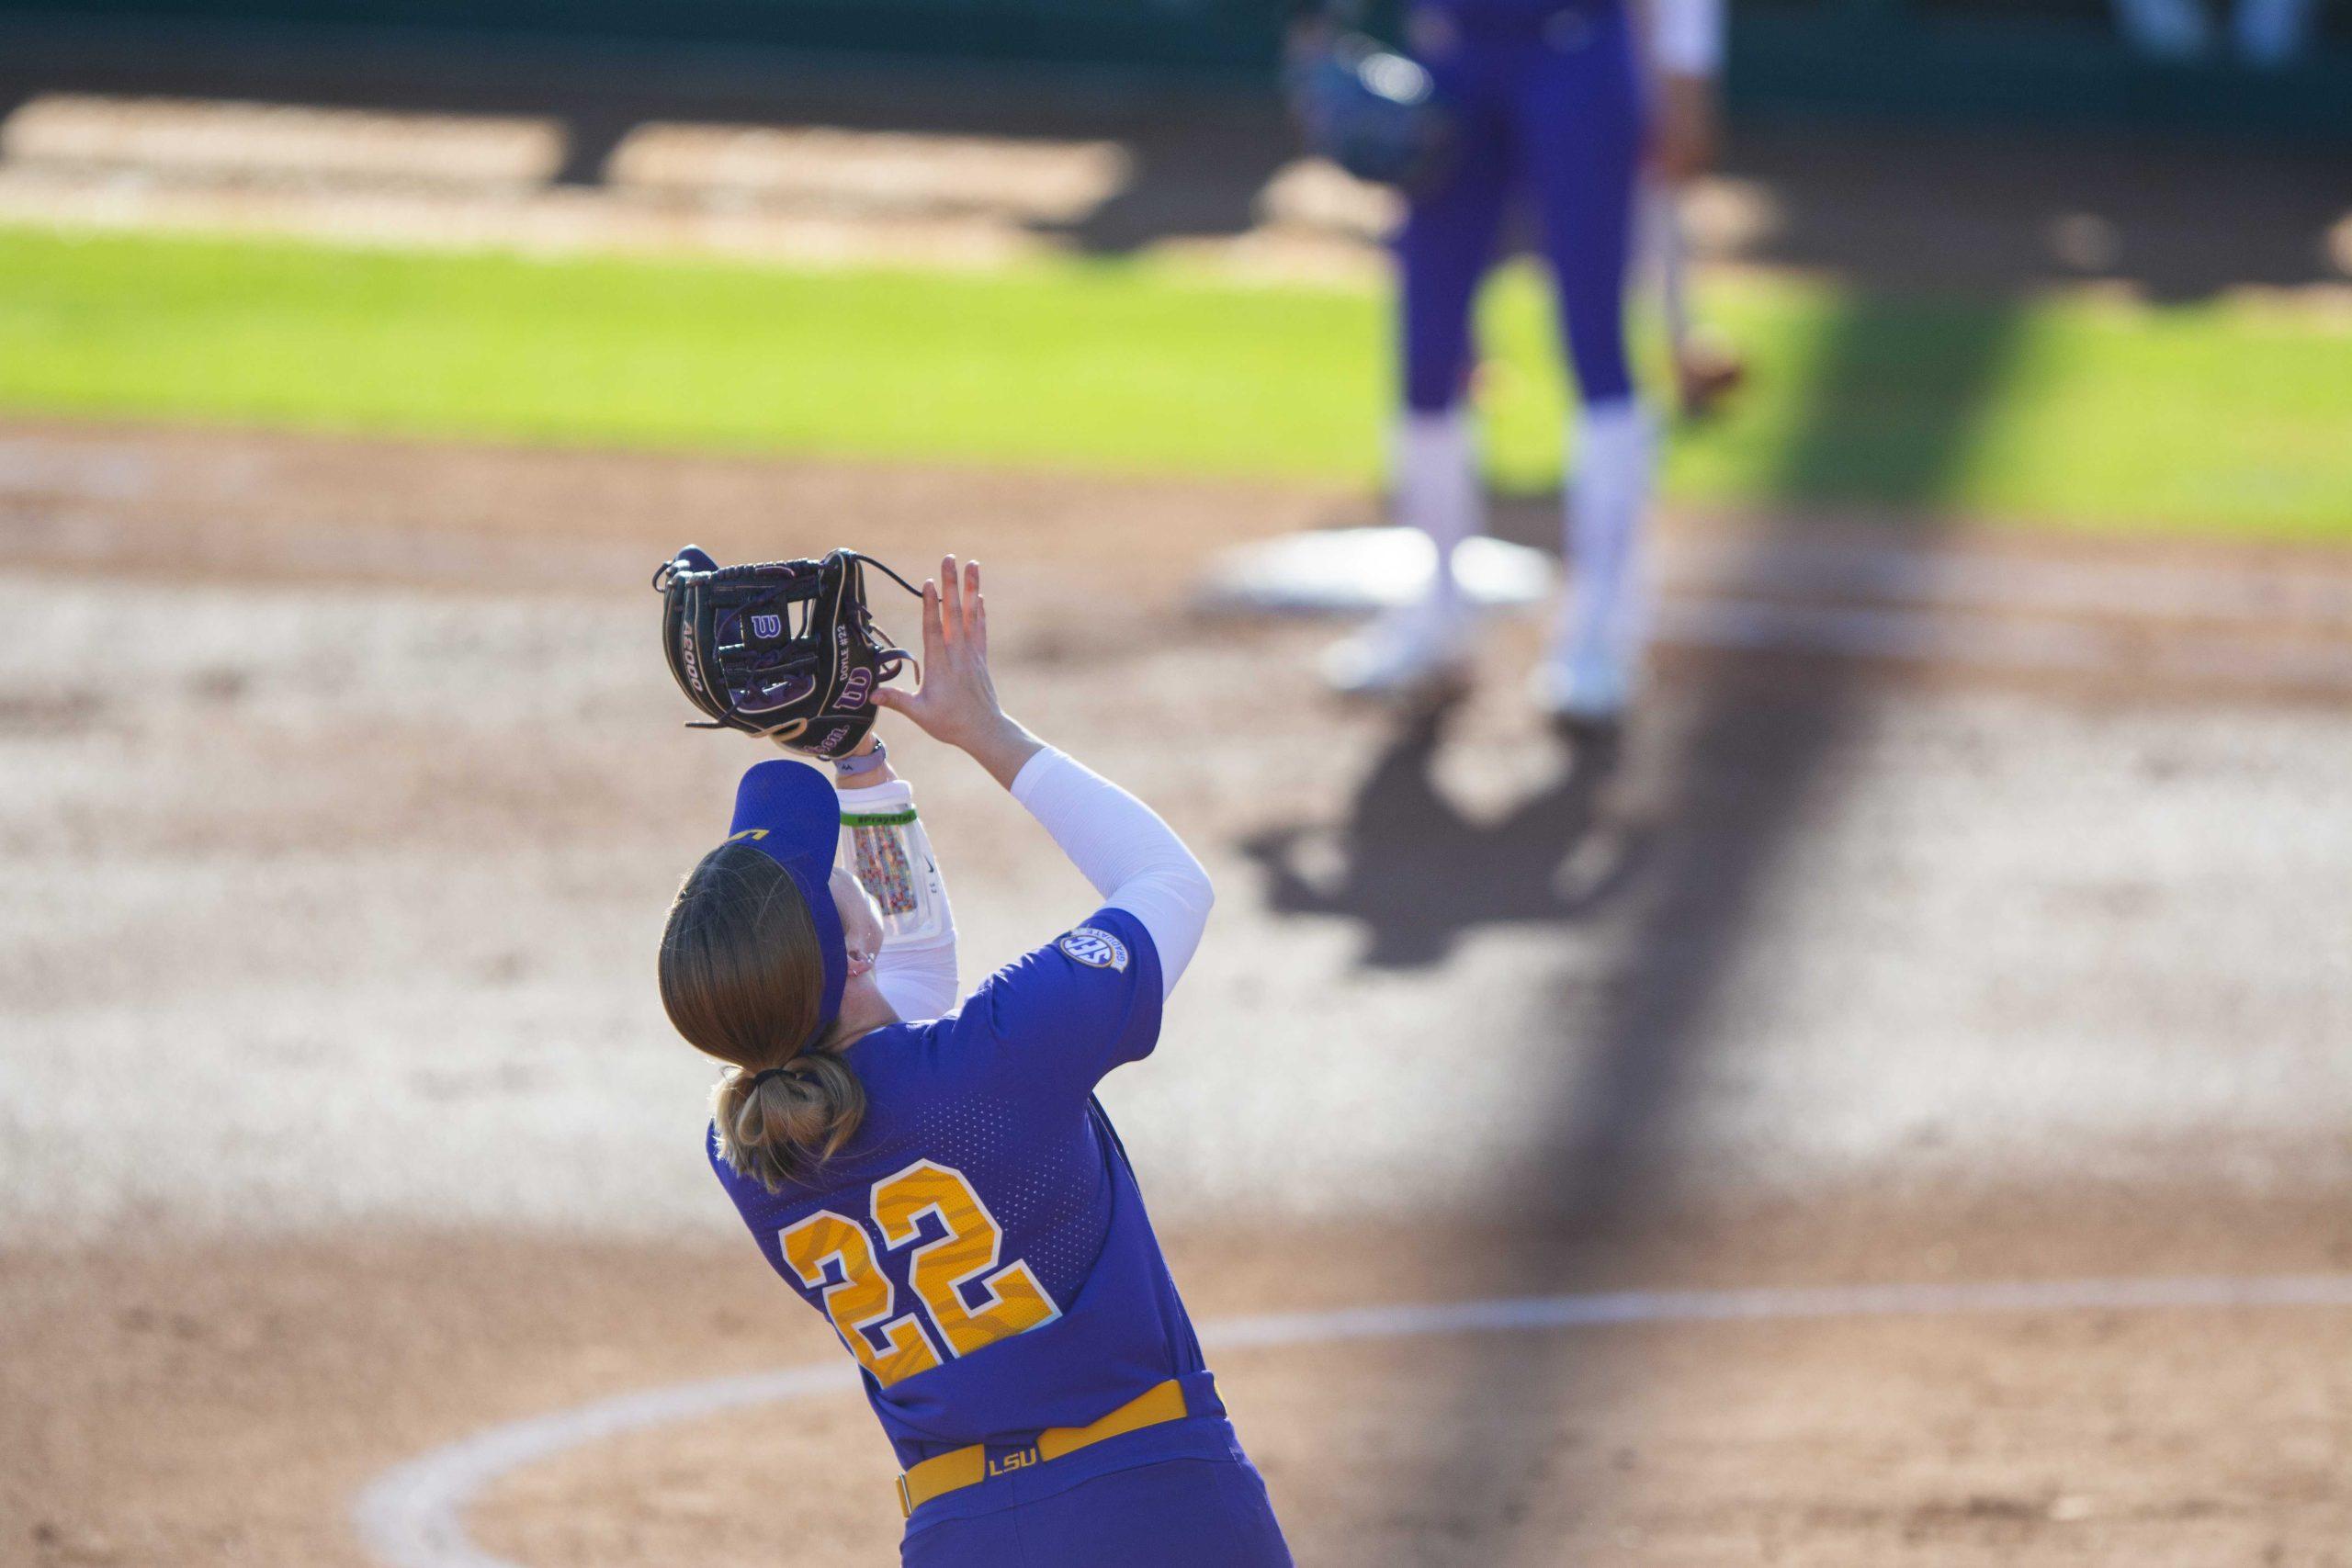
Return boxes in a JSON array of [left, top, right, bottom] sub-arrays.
[[652, 545, 921, 760], [1287, 30, 1453, 191]]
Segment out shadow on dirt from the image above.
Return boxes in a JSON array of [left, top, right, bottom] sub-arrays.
[[1240, 294, 2030, 1555], [1439, 304, 2027, 1555], [1238, 701, 1638, 969]]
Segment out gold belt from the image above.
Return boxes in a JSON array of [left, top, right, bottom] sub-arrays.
[[897, 1379, 1190, 1517]]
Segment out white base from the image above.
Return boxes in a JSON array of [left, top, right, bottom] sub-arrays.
[[1195, 526, 1558, 618]]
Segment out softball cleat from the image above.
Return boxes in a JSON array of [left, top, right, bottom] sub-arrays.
[[1531, 640, 1634, 730], [1321, 602, 1474, 700]]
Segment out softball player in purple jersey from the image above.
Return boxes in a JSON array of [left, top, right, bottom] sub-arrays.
[[659, 559, 1293, 1566], [1319, 0, 1724, 724]]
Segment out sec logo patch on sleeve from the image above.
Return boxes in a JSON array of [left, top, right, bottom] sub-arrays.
[[1057, 927, 1130, 972]]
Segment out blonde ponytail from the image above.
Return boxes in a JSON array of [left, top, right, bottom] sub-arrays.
[[710, 1053, 866, 1191], [660, 840, 869, 1192]]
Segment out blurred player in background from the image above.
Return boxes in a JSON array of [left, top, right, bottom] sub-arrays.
[[1313, 0, 1726, 728], [658, 560, 1292, 1567]]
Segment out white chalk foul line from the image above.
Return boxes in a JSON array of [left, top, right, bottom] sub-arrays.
[[354, 1271, 2352, 1568]]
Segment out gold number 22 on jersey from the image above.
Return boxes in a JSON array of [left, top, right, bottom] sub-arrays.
[[780, 1159, 1062, 1386]]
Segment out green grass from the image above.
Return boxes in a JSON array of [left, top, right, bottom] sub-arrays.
[[4, 222, 2348, 538]]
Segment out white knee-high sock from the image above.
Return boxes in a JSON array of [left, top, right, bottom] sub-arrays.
[[1395, 410, 1483, 622], [1560, 398, 1656, 669]]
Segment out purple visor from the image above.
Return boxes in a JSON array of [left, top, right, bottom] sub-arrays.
[[725, 759, 845, 1048]]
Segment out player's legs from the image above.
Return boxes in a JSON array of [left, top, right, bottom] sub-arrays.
[[1519, 7, 1653, 724], [1543, 397, 1655, 723], [1395, 65, 1515, 424], [1325, 44, 1515, 697], [899, 1458, 1294, 1568]]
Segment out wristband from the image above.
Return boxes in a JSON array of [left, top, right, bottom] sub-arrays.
[[833, 739, 888, 780]]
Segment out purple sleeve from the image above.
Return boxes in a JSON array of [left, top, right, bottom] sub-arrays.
[[963, 906, 1164, 1100]]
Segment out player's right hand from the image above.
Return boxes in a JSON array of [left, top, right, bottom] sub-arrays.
[[873, 557, 1042, 785]]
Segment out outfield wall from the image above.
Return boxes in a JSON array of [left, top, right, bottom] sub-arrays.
[[1, 0, 2348, 139]]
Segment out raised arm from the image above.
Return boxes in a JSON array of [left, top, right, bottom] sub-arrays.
[[1009, 748, 1212, 998], [872, 557, 1214, 999]]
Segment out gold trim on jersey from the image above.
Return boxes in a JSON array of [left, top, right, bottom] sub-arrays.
[[896, 1379, 1191, 1517]]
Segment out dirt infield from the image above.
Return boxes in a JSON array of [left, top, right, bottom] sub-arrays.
[[5, 421, 2350, 1566]]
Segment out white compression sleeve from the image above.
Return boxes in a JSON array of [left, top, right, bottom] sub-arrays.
[[1648, 0, 1724, 75], [835, 775, 960, 1020], [1009, 748, 1214, 1000]]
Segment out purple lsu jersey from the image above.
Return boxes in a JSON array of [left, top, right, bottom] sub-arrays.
[[710, 906, 1225, 1479]]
